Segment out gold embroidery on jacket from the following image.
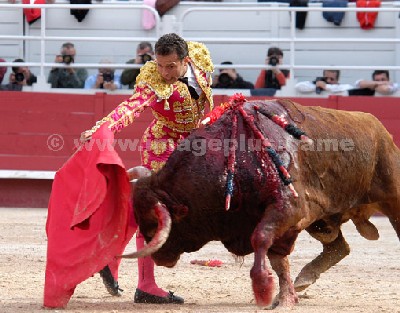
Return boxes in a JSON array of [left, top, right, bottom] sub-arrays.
[[151, 122, 167, 139], [150, 160, 166, 172], [151, 140, 167, 155], [135, 41, 213, 101]]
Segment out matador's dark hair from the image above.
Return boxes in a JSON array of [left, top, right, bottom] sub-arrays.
[[155, 33, 189, 60]]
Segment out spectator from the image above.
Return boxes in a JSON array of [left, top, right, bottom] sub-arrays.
[[295, 70, 353, 94], [9, 58, 37, 86], [84, 60, 121, 91], [48, 42, 88, 88], [0, 58, 6, 84], [354, 70, 399, 96], [254, 47, 290, 90], [212, 61, 254, 89], [120, 41, 154, 89]]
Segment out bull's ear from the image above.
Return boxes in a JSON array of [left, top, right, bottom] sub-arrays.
[[171, 204, 189, 222]]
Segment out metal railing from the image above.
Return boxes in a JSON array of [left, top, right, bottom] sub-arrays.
[[178, 3, 400, 77], [1, 1, 400, 90], [0, 2, 160, 86]]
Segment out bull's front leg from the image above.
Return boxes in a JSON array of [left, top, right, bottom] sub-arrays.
[[268, 252, 299, 309], [250, 223, 275, 307], [250, 204, 300, 309]]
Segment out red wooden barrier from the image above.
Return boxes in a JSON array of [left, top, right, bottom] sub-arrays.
[[0, 91, 399, 207]]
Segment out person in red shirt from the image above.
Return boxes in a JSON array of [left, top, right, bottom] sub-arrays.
[[254, 47, 290, 90]]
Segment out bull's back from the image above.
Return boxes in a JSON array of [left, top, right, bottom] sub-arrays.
[[293, 104, 400, 212]]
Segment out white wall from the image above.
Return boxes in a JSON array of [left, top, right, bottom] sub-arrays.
[[0, 1, 399, 88]]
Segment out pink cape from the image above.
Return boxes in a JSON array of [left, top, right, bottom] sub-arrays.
[[43, 124, 137, 308]]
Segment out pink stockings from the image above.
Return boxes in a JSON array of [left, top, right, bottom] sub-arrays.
[[136, 232, 168, 297]]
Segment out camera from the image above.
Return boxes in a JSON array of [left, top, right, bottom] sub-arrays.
[[102, 72, 114, 82], [15, 72, 25, 83], [62, 54, 74, 65], [140, 53, 152, 64], [268, 55, 279, 66], [218, 73, 234, 87], [313, 77, 328, 94]]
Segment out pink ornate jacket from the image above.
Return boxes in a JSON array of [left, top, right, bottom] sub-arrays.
[[88, 41, 214, 172]]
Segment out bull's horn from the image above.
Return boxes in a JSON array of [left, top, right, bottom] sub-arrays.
[[127, 166, 151, 181], [119, 202, 171, 259]]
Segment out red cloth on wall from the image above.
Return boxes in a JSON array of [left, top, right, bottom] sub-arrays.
[[22, 0, 45, 24], [356, 0, 381, 30], [43, 123, 136, 308]]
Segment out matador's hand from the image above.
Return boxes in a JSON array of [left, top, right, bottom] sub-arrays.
[[79, 130, 92, 143]]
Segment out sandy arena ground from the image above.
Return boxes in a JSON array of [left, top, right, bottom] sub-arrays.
[[0, 207, 399, 313]]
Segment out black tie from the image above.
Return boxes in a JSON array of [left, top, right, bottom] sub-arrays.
[[178, 77, 200, 100]]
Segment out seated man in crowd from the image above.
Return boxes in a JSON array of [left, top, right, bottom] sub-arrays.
[[212, 61, 254, 89], [120, 41, 154, 89], [354, 70, 398, 95], [48, 42, 88, 88], [84, 60, 121, 91], [295, 69, 353, 94]]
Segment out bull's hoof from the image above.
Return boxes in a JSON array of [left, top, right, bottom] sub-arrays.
[[293, 281, 310, 292], [99, 265, 123, 297], [267, 294, 298, 310], [134, 288, 184, 304], [293, 274, 316, 292]]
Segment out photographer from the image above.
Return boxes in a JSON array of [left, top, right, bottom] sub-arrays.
[[8, 58, 37, 87], [254, 47, 290, 90], [212, 61, 254, 89], [84, 60, 121, 91], [120, 41, 154, 89], [295, 70, 353, 94], [48, 42, 88, 89]]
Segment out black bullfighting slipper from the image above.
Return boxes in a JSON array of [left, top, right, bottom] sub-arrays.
[[134, 288, 184, 304], [99, 265, 123, 297]]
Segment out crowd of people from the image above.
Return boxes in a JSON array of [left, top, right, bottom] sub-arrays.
[[1, 42, 399, 96]]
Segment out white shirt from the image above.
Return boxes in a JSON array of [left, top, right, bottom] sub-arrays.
[[354, 79, 399, 95], [185, 64, 202, 96], [295, 80, 353, 94]]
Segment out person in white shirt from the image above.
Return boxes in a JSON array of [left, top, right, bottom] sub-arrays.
[[354, 70, 399, 95], [295, 70, 353, 94]]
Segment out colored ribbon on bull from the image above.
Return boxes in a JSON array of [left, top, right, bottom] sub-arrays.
[[207, 93, 304, 209], [255, 105, 311, 143], [237, 105, 298, 198], [225, 113, 238, 210]]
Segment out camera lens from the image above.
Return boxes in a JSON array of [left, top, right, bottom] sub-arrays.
[[102, 72, 114, 82], [218, 73, 233, 87], [15, 72, 24, 82], [62, 55, 73, 64], [269, 56, 278, 66], [313, 77, 326, 94], [141, 54, 152, 64]]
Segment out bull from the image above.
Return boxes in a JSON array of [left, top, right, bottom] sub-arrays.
[[122, 97, 400, 308]]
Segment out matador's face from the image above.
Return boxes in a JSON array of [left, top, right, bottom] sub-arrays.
[[156, 52, 188, 84]]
